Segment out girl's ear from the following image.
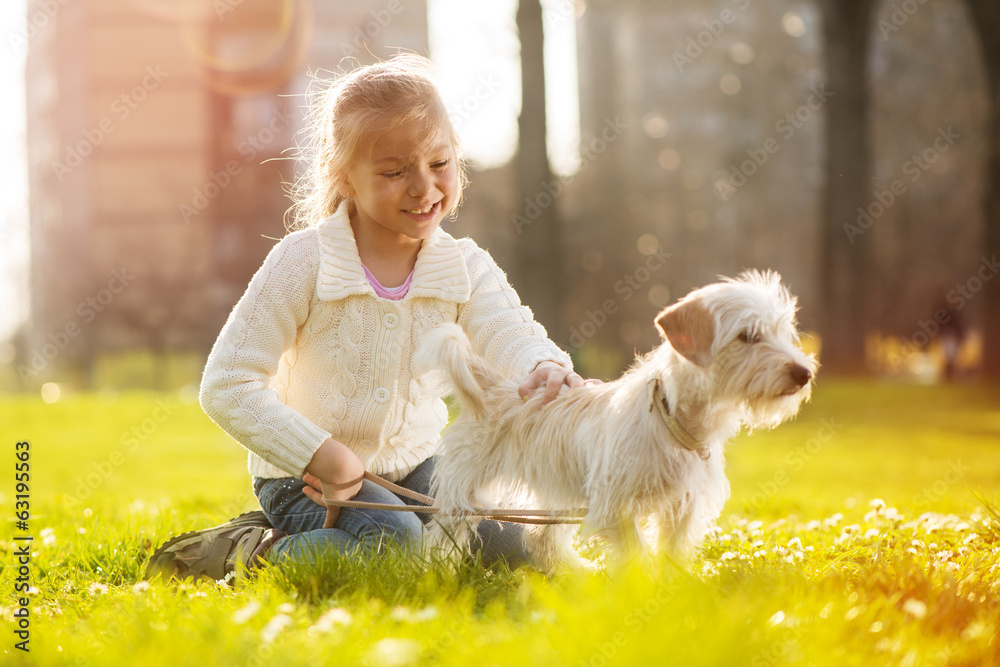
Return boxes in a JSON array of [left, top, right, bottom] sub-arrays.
[[334, 173, 353, 199]]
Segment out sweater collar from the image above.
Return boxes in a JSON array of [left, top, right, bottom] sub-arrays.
[[315, 202, 471, 303]]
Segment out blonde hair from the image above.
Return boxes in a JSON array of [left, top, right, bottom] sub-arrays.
[[288, 54, 467, 230]]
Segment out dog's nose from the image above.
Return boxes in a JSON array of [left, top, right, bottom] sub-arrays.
[[789, 364, 812, 387]]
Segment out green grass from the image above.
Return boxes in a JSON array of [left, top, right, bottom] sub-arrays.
[[1, 380, 999, 666]]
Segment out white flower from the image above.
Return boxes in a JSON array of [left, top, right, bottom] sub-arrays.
[[261, 613, 293, 643], [309, 607, 352, 635], [902, 599, 927, 619], [233, 601, 261, 625], [368, 638, 420, 667]]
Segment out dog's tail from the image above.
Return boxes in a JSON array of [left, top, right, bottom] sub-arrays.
[[415, 323, 500, 420]]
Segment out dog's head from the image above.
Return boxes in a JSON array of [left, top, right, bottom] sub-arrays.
[[654, 270, 818, 427]]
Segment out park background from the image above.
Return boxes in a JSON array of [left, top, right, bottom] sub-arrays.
[[1, 1, 1000, 666]]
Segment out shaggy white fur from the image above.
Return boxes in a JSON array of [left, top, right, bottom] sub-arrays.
[[416, 270, 818, 572]]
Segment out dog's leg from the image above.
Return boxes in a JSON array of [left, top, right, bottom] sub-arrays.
[[522, 523, 591, 574], [656, 498, 710, 564], [587, 511, 650, 570]]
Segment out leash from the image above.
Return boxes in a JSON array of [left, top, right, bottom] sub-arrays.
[[648, 378, 711, 460], [323, 471, 587, 525]]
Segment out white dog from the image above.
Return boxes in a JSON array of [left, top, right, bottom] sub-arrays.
[[418, 270, 817, 572]]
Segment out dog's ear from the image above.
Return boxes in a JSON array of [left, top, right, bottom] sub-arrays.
[[655, 299, 715, 367]]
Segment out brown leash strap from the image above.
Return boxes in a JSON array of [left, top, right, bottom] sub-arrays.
[[322, 471, 587, 525]]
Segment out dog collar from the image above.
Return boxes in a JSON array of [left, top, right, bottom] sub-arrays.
[[648, 379, 711, 460]]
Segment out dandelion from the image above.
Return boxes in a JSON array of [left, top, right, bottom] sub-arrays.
[[87, 583, 108, 596], [747, 520, 763, 532], [719, 551, 738, 561], [805, 519, 822, 531], [864, 528, 880, 540], [824, 513, 844, 527], [787, 537, 802, 548], [132, 581, 150, 594], [901, 599, 927, 619], [963, 533, 979, 545], [870, 498, 886, 511]]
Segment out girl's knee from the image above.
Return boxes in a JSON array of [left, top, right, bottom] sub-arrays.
[[370, 510, 425, 549]]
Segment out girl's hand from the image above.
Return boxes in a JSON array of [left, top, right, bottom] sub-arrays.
[[302, 438, 365, 529], [517, 361, 600, 405]]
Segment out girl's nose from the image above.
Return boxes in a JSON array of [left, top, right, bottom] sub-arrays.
[[407, 167, 433, 197]]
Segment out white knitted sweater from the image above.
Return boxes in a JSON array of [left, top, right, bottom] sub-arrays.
[[200, 203, 572, 481]]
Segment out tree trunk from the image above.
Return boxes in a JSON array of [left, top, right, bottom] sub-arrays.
[[965, 0, 1000, 378], [515, 0, 563, 342], [817, 0, 875, 375]]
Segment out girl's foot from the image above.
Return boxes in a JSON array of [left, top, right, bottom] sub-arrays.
[[145, 511, 286, 583]]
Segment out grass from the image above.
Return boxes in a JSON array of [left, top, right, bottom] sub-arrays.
[[1, 379, 999, 666]]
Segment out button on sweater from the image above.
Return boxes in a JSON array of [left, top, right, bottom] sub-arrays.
[[199, 203, 572, 482]]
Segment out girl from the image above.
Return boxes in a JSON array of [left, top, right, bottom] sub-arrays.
[[146, 54, 583, 580]]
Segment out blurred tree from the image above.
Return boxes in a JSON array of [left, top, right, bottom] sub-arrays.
[[965, 0, 1000, 377], [514, 0, 564, 342], [817, 0, 875, 375]]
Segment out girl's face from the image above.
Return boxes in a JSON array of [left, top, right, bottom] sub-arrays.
[[342, 119, 458, 245]]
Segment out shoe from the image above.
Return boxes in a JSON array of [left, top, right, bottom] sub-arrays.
[[144, 511, 286, 583]]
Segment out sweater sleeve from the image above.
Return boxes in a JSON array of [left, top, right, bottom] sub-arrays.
[[199, 230, 332, 477], [456, 241, 573, 381]]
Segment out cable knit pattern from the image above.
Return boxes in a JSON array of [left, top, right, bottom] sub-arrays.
[[200, 202, 572, 482]]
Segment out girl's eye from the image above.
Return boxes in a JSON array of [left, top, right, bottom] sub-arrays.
[[431, 160, 449, 170], [381, 171, 403, 179]]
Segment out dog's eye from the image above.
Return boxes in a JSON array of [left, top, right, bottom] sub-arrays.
[[737, 329, 760, 344]]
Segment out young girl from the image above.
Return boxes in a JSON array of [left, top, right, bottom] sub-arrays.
[[146, 54, 583, 580]]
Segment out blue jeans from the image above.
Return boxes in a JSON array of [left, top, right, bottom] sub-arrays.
[[252, 456, 528, 568]]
